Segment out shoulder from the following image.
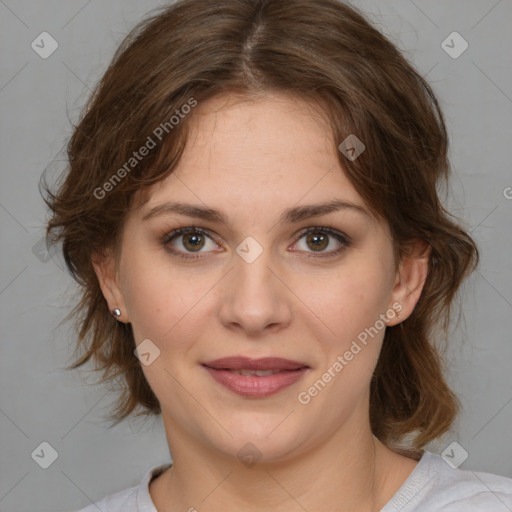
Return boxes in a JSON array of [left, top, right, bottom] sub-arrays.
[[383, 451, 512, 511], [73, 463, 171, 512], [74, 486, 137, 512]]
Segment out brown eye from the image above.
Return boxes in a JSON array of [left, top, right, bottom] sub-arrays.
[[182, 231, 206, 252], [163, 227, 220, 258], [293, 227, 351, 258], [305, 231, 329, 252]]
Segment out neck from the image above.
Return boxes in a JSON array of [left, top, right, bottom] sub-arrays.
[[150, 412, 416, 512]]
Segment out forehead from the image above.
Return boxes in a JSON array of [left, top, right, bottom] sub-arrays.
[[142, 92, 364, 207], [184, 91, 334, 170], [127, 91, 385, 237]]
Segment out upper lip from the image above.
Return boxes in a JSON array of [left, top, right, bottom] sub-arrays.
[[202, 356, 309, 371]]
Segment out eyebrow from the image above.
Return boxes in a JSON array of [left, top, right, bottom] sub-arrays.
[[142, 199, 370, 225]]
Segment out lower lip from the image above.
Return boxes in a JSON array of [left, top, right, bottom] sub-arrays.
[[203, 366, 308, 398]]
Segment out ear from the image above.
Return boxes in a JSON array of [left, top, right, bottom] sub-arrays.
[[386, 240, 430, 327], [91, 248, 130, 323]]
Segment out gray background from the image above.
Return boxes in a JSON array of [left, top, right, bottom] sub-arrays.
[[1, 1, 511, 511]]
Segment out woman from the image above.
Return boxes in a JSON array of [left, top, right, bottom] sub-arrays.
[[43, 0, 512, 510]]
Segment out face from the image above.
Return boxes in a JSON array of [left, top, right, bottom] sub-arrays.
[[95, 92, 427, 463]]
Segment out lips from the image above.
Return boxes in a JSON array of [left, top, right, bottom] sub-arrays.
[[202, 356, 308, 371], [202, 356, 309, 398]]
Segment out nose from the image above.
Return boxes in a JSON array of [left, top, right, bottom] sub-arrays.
[[218, 247, 292, 337]]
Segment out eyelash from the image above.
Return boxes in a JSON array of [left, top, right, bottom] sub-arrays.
[[161, 226, 351, 260]]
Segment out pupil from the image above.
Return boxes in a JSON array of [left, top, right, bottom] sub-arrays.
[[308, 232, 327, 251], [185, 232, 204, 251]]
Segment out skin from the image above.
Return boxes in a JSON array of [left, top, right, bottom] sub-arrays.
[[93, 91, 430, 512]]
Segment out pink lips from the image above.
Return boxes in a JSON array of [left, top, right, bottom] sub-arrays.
[[202, 356, 309, 398]]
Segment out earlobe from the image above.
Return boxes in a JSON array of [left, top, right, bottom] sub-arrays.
[[91, 249, 129, 323], [387, 241, 431, 326]]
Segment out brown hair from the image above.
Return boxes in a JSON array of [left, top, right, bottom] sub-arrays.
[[42, 0, 478, 455]]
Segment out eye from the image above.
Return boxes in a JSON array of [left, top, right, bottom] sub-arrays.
[[161, 225, 351, 260], [292, 226, 351, 258], [162, 227, 221, 259]]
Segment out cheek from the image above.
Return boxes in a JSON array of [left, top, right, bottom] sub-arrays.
[[302, 260, 394, 401], [301, 253, 394, 342], [120, 231, 395, 355], [120, 245, 215, 343]]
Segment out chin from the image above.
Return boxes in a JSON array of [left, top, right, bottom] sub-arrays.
[[211, 414, 308, 464]]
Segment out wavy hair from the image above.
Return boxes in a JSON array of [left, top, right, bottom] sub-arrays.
[[42, 0, 478, 456]]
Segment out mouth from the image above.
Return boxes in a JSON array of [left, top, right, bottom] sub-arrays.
[[201, 356, 310, 398]]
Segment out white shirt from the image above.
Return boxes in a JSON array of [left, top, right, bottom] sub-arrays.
[[74, 451, 512, 511]]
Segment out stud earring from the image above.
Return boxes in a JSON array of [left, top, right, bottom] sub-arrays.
[[111, 308, 121, 320]]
